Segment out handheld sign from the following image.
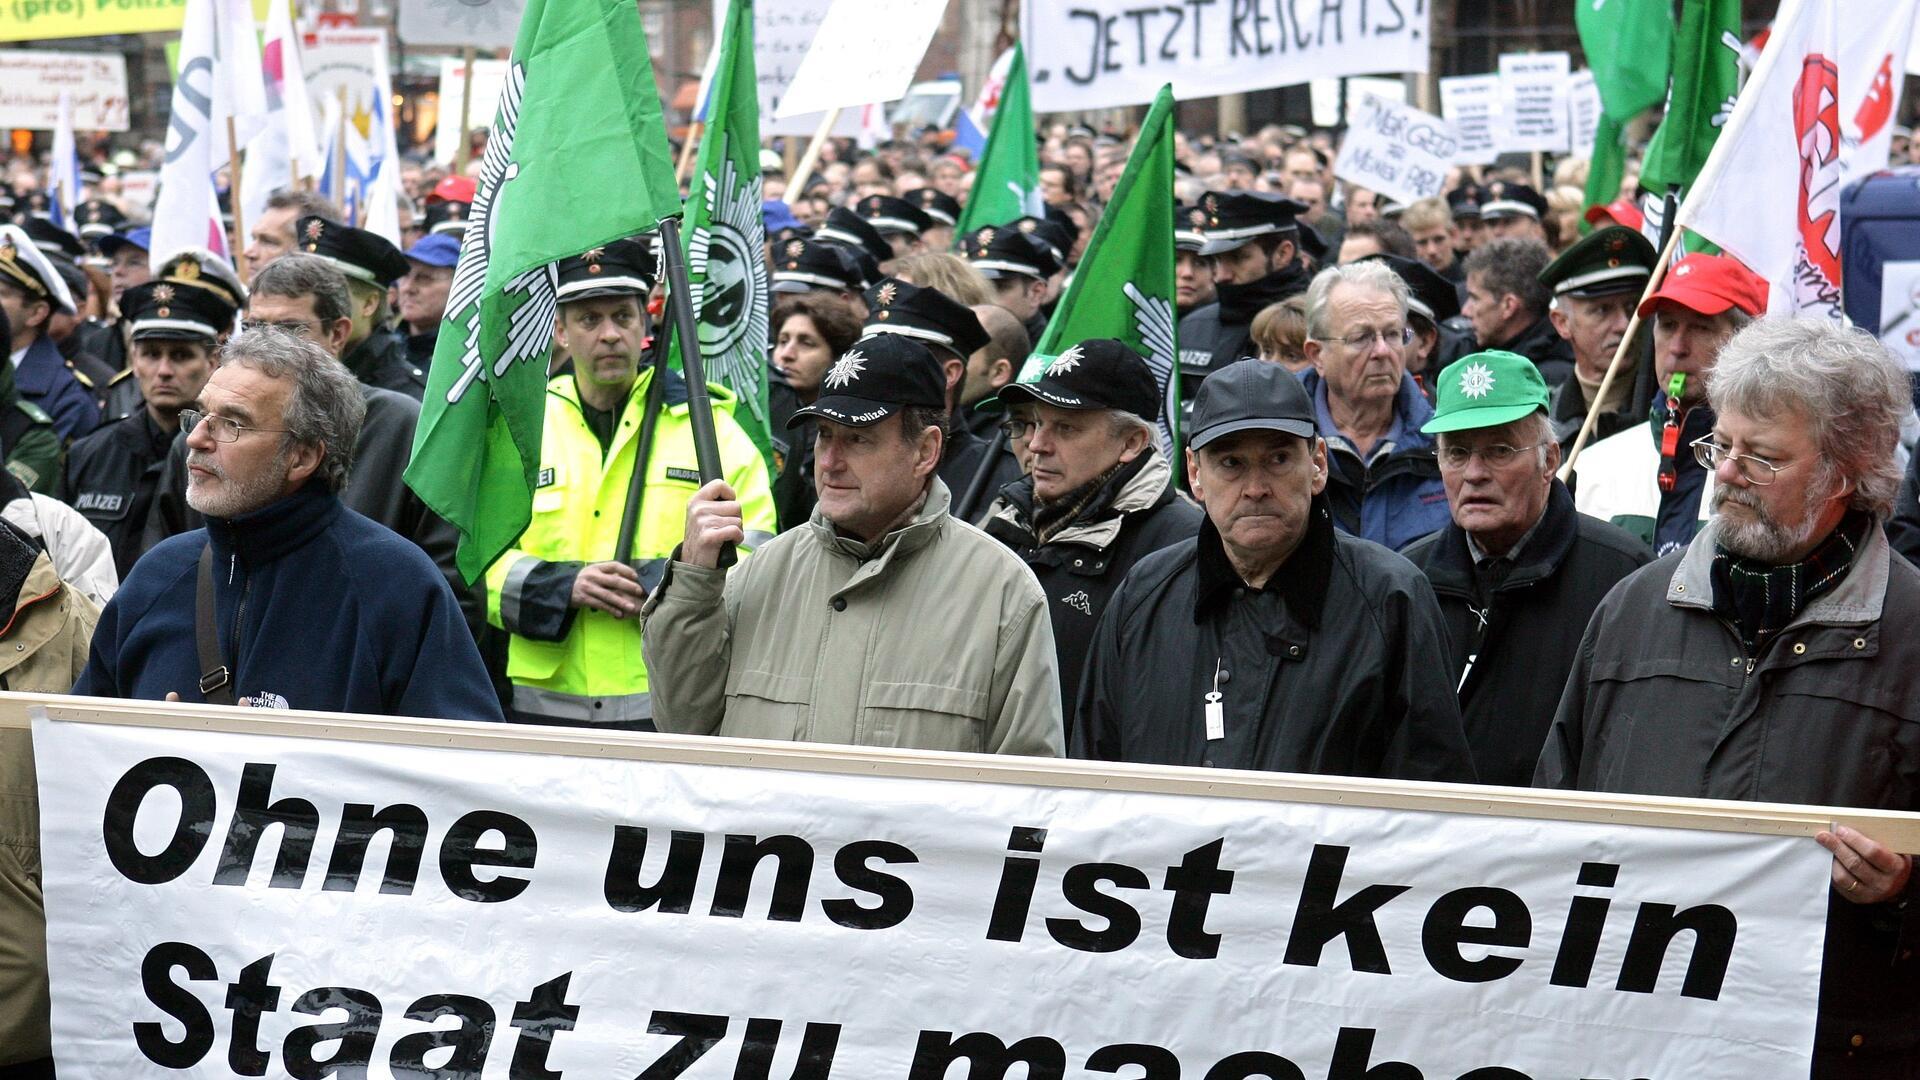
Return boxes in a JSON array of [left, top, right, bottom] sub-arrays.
[[1498, 52, 1572, 154], [1440, 74, 1502, 165], [774, 0, 947, 118], [1335, 95, 1461, 206]]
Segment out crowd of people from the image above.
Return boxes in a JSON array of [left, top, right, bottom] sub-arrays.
[[0, 111, 1918, 1076]]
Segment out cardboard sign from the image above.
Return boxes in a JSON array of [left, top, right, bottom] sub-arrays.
[[1498, 52, 1571, 154], [1335, 95, 1459, 205], [1440, 74, 1502, 165], [1567, 69, 1602, 157], [0, 50, 128, 130]]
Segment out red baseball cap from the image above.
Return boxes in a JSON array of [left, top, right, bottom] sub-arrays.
[[1584, 196, 1644, 233], [1637, 253, 1770, 319], [428, 175, 477, 205]]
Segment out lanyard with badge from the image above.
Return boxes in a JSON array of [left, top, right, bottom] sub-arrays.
[[1205, 657, 1225, 740], [1656, 372, 1688, 493]]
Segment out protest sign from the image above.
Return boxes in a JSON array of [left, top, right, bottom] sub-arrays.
[[1025, 0, 1430, 113], [1498, 52, 1571, 153], [0, 50, 128, 131], [397, 0, 519, 48], [1440, 73, 1502, 165], [1309, 75, 1404, 129], [0, 0, 265, 42], [1567, 69, 1602, 157], [432, 56, 509, 166], [28, 696, 1850, 1078], [774, 0, 946, 118], [1335, 95, 1459, 205], [709, 0, 854, 137]]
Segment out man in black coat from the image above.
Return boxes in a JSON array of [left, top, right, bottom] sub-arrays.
[[1401, 351, 1651, 786], [982, 339, 1201, 719], [294, 215, 426, 399], [1461, 236, 1574, 389], [1073, 358, 1475, 782], [1176, 192, 1314, 413]]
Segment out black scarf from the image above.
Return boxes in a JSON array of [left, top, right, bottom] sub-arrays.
[[1216, 260, 1312, 323], [1710, 509, 1870, 652]]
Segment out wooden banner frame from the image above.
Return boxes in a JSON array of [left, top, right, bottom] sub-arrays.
[[8, 691, 1920, 850]]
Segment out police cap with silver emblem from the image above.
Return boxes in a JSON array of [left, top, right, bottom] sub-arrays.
[[1013, 214, 1076, 264], [855, 194, 935, 238], [1538, 225, 1655, 299], [0, 224, 77, 315], [76, 199, 127, 241], [815, 206, 895, 266], [994, 338, 1159, 421], [910, 188, 961, 228], [968, 227, 1062, 281], [21, 217, 84, 261], [1174, 203, 1207, 254], [786, 332, 946, 429], [123, 271, 240, 343], [555, 236, 658, 303], [1195, 191, 1308, 256], [772, 237, 877, 295], [861, 276, 990, 358], [297, 215, 410, 287]]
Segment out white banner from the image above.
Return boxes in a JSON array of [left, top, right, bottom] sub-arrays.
[[1335, 95, 1458, 205], [1567, 69, 1601, 158], [0, 50, 128, 131], [1497, 52, 1570, 154], [711, 0, 855, 138], [1025, 0, 1429, 113], [37, 715, 1833, 1077], [433, 56, 509, 166], [396, 0, 520, 48], [1440, 73, 1502, 165], [775, 0, 947, 118]]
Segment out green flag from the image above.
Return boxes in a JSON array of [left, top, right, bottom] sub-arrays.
[[1019, 85, 1178, 448], [1575, 0, 1672, 122], [1581, 115, 1629, 231], [671, 0, 770, 458], [405, 0, 681, 582], [953, 44, 1043, 239], [1641, 0, 1743, 193]]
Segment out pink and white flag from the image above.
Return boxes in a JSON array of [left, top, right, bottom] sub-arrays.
[[150, 0, 268, 269], [239, 0, 323, 233]]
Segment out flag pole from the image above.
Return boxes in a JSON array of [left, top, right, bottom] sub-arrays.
[[454, 47, 477, 173], [675, 121, 703, 185], [1559, 222, 1685, 479], [786, 107, 841, 197], [955, 428, 1007, 522], [613, 335, 673, 566], [226, 117, 250, 280]]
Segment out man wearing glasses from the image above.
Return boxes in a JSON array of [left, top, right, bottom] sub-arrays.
[[1299, 261, 1450, 551], [1538, 319, 1920, 1076], [1401, 351, 1651, 787], [73, 328, 501, 720]]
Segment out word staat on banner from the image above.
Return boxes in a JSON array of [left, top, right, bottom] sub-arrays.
[[35, 713, 1828, 1078]]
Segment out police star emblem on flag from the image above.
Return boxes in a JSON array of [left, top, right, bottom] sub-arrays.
[[823, 348, 866, 390], [686, 142, 770, 432], [1460, 362, 1495, 399]]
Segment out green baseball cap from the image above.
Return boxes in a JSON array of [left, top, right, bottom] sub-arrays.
[[1420, 350, 1550, 435]]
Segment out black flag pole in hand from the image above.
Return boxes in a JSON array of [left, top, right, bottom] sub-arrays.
[[613, 215, 732, 568]]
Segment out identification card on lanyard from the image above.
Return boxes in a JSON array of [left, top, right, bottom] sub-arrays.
[[1205, 657, 1225, 741]]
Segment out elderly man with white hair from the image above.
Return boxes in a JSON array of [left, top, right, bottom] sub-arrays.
[[1537, 318, 1920, 1077]]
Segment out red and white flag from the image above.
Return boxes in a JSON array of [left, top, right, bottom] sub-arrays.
[[239, 0, 322, 234], [150, 0, 269, 269], [1678, 0, 1918, 319]]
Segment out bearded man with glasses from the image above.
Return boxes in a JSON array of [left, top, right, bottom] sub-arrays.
[[72, 328, 502, 721], [1402, 351, 1651, 786], [1299, 260, 1451, 550], [1539, 319, 1920, 1077]]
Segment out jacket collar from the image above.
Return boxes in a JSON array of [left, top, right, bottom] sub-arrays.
[[205, 483, 342, 567], [1194, 491, 1334, 627], [1300, 370, 1438, 454], [1668, 515, 1890, 625], [986, 447, 1176, 551], [12, 335, 63, 395], [1423, 480, 1578, 596], [809, 475, 951, 569], [1497, 311, 1561, 357]]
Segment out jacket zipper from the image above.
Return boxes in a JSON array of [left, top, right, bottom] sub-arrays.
[[227, 552, 251, 690]]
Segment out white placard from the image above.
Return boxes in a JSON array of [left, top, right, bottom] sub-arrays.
[[1440, 73, 1502, 165], [0, 50, 128, 131], [37, 715, 1832, 1077], [1567, 69, 1602, 157], [1336, 95, 1460, 205], [775, 0, 947, 118], [1309, 75, 1406, 129], [397, 0, 520, 48], [433, 57, 509, 166], [1498, 52, 1571, 154], [302, 28, 389, 132], [710, 0, 854, 138], [1026, 0, 1430, 113], [114, 170, 157, 213], [1879, 260, 1920, 370]]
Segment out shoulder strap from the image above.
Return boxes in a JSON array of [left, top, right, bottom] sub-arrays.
[[196, 545, 235, 706]]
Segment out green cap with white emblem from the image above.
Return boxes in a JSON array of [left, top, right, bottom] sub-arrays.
[[1420, 350, 1550, 435]]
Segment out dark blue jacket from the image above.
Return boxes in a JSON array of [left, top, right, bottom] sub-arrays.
[[1302, 370, 1451, 551], [15, 335, 99, 443], [74, 484, 503, 721]]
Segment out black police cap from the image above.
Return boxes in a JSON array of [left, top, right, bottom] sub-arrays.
[[995, 338, 1159, 422], [424, 199, 471, 236], [1196, 191, 1308, 255], [787, 332, 947, 429], [856, 194, 935, 238], [555, 236, 658, 303], [772, 237, 876, 295], [909, 188, 961, 227], [21, 216, 84, 261], [968, 227, 1062, 281], [296, 215, 410, 287], [816, 207, 895, 266], [124, 274, 240, 342], [860, 276, 990, 358], [76, 199, 126, 240]]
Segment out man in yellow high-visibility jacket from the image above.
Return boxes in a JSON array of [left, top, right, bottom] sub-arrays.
[[486, 237, 774, 728]]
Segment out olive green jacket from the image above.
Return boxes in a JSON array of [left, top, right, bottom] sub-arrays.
[[642, 478, 1063, 757]]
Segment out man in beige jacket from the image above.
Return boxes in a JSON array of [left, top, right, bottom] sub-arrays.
[[642, 333, 1061, 756]]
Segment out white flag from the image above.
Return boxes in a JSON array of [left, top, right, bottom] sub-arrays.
[[239, 0, 323, 233], [48, 92, 80, 236], [150, 0, 268, 269], [1841, 1, 1920, 182]]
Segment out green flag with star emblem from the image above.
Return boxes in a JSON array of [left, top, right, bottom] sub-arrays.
[[1641, 0, 1743, 193], [1019, 85, 1179, 451], [669, 0, 770, 460], [404, 0, 681, 583], [953, 43, 1044, 240]]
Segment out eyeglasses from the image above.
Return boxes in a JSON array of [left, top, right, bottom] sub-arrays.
[[1324, 325, 1415, 351], [1690, 434, 1799, 485], [1436, 441, 1548, 470], [1000, 419, 1035, 440], [179, 409, 292, 444]]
